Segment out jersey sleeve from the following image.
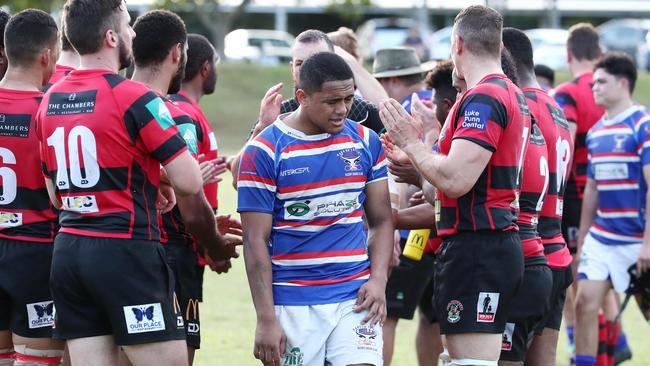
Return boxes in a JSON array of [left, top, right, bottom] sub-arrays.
[[197, 114, 219, 209], [585, 131, 595, 179], [237, 135, 277, 213], [553, 87, 578, 124], [451, 92, 508, 152], [122, 91, 188, 165], [636, 115, 650, 166], [367, 130, 388, 184], [34, 105, 51, 178]]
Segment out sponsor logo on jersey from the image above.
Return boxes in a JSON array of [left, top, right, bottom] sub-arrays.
[[284, 193, 360, 220], [187, 322, 200, 334], [286, 201, 310, 217], [446, 300, 463, 323], [47, 90, 97, 115], [594, 163, 628, 180], [461, 103, 491, 130], [178, 123, 198, 155], [0, 113, 31, 138], [283, 347, 304, 366], [145, 98, 175, 130], [208, 132, 218, 151], [501, 322, 515, 351], [62, 195, 99, 213], [0, 212, 22, 228], [26, 301, 55, 329], [280, 167, 310, 177], [123, 303, 165, 334], [477, 292, 500, 322], [354, 324, 378, 348]]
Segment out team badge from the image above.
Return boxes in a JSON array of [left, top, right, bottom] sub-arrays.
[[354, 324, 378, 348], [339, 149, 361, 171], [477, 292, 500, 322], [446, 300, 463, 323]]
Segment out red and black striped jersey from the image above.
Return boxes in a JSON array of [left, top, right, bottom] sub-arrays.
[[436, 74, 531, 236], [0, 88, 58, 243], [159, 98, 200, 247], [36, 69, 188, 241], [42, 64, 75, 93], [518, 121, 547, 259], [169, 89, 219, 209], [524, 88, 573, 268], [552, 73, 604, 200]]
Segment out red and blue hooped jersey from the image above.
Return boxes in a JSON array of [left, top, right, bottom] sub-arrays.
[[237, 118, 387, 306], [586, 105, 650, 245]]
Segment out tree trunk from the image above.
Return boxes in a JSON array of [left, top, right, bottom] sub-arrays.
[[192, 0, 252, 60]]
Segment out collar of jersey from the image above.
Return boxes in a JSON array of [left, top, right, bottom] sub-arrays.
[[601, 105, 643, 126], [275, 108, 333, 141]]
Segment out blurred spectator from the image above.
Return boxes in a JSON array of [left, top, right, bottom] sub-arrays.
[[328, 26, 363, 64], [535, 64, 555, 90], [402, 26, 429, 61]]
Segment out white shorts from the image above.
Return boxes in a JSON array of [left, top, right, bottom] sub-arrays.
[[275, 299, 383, 366], [577, 234, 641, 293]]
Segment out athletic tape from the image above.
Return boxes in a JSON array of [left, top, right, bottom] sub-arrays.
[[450, 358, 498, 366]]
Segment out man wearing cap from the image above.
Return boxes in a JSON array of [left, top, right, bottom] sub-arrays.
[[374, 47, 441, 366]]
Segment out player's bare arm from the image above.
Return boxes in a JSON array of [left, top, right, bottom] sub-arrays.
[[44, 177, 61, 209], [380, 98, 491, 198], [165, 151, 238, 261], [576, 178, 598, 253], [241, 211, 287, 365], [639, 165, 650, 273], [355, 180, 393, 326], [334, 45, 388, 105], [396, 203, 437, 230]]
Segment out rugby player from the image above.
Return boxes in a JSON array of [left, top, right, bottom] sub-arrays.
[[372, 46, 440, 366], [238, 52, 393, 366], [0, 9, 63, 366], [380, 5, 530, 365], [37, 1, 237, 364], [574, 52, 650, 366], [130, 10, 240, 365], [534, 64, 555, 91], [550, 24, 607, 357], [0, 10, 9, 80], [502, 27, 573, 366]]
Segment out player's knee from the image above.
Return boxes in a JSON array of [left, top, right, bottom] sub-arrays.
[[449, 359, 498, 366], [0, 348, 14, 365], [574, 293, 599, 316], [13, 345, 63, 366]]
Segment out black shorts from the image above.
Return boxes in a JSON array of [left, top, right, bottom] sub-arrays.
[[50, 233, 185, 345], [561, 199, 581, 254], [499, 262, 553, 362], [539, 265, 573, 331], [386, 247, 436, 321], [164, 244, 202, 349], [0, 239, 54, 338], [434, 231, 523, 335], [419, 274, 437, 324]]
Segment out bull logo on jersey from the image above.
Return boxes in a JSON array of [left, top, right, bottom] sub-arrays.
[[339, 149, 361, 172], [283, 347, 304, 366], [123, 303, 165, 334], [613, 134, 627, 152]]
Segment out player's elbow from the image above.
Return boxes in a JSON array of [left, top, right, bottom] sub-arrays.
[[439, 179, 472, 198]]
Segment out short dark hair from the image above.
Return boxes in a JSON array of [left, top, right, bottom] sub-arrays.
[[184, 33, 215, 82], [502, 27, 534, 73], [567, 23, 600, 61], [501, 48, 518, 86], [132, 10, 187, 68], [425, 60, 456, 100], [298, 52, 353, 94], [454, 5, 502, 58], [295, 29, 334, 51], [0, 10, 10, 47], [4, 9, 58, 66], [595, 52, 637, 93], [64, 0, 123, 55], [534, 64, 555, 86]]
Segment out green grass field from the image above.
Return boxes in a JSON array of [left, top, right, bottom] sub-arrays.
[[193, 63, 650, 365]]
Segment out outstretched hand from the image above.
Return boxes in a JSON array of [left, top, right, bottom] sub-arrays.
[[259, 83, 284, 127], [379, 99, 423, 151]]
